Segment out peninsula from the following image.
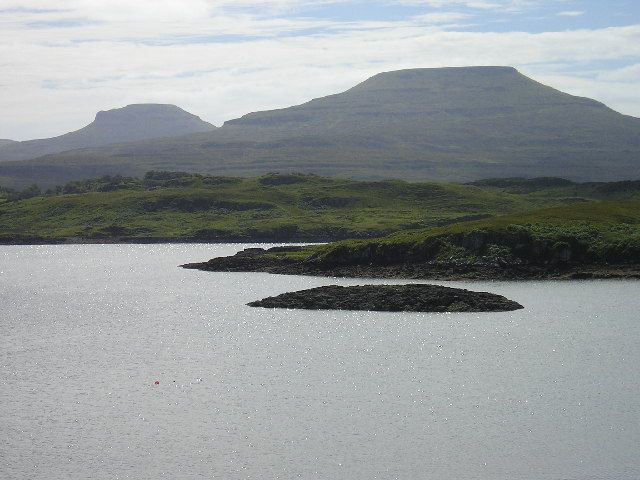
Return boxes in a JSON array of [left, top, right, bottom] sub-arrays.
[[182, 197, 640, 280]]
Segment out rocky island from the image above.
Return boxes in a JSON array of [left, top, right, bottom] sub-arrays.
[[248, 284, 524, 312]]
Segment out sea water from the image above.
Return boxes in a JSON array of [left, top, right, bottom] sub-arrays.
[[1, 244, 638, 479]]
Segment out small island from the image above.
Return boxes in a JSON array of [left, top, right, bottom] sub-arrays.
[[248, 284, 524, 312]]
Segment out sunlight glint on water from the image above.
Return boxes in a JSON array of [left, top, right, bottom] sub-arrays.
[[1, 244, 639, 479]]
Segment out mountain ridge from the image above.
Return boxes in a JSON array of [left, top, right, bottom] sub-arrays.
[[1, 66, 639, 187], [0, 104, 215, 163]]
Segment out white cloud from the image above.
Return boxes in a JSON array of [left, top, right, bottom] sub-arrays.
[[527, 69, 640, 119], [394, 0, 497, 8], [392, 0, 534, 11], [412, 12, 473, 24], [1, 1, 639, 140], [597, 63, 640, 82], [557, 11, 585, 17]]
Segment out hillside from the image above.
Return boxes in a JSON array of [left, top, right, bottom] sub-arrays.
[[0, 104, 215, 164], [1, 66, 639, 187], [0, 172, 520, 243], [1, 172, 640, 244], [185, 197, 640, 280], [0, 139, 16, 148]]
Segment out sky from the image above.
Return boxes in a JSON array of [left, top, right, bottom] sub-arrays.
[[1, 0, 639, 140]]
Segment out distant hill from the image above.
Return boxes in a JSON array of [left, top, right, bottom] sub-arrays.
[[1, 67, 639, 187], [0, 104, 215, 163], [0, 139, 16, 148]]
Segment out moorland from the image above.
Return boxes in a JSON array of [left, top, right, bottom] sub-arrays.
[[2, 171, 639, 280]]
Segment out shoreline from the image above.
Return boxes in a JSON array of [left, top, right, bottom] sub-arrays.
[[248, 284, 525, 312], [181, 246, 640, 281], [3, 240, 638, 281]]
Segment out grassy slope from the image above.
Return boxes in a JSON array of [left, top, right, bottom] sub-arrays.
[[0, 173, 522, 241], [1, 173, 640, 245], [282, 198, 640, 267]]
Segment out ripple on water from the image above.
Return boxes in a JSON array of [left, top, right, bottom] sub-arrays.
[[0, 244, 639, 479]]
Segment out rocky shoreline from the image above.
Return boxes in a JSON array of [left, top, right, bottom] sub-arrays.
[[248, 284, 524, 312], [182, 246, 640, 280]]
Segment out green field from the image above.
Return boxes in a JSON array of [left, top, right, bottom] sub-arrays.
[[271, 198, 640, 269], [1, 171, 640, 245]]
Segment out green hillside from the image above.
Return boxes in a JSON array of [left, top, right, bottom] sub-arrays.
[[0, 172, 518, 242], [304, 199, 640, 266], [1, 172, 640, 244], [217, 198, 635, 282]]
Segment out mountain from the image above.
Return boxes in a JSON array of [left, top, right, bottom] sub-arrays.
[[0, 104, 215, 163], [1, 67, 639, 187], [0, 139, 16, 148]]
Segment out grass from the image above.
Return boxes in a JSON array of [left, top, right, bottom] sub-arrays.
[[1, 171, 640, 244], [294, 199, 640, 266]]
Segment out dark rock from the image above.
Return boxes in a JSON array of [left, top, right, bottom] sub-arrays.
[[248, 284, 524, 312], [182, 247, 640, 280], [181, 246, 303, 271]]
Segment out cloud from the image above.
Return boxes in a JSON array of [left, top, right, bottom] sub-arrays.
[[392, 0, 534, 11], [557, 11, 585, 17], [529, 68, 640, 120], [412, 12, 473, 24], [26, 18, 101, 29], [0, 0, 639, 140], [597, 63, 640, 82]]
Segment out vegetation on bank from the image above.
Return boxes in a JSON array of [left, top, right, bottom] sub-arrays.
[[272, 199, 640, 268], [1, 171, 640, 245]]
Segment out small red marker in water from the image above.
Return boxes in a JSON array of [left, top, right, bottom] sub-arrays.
[[154, 380, 160, 385]]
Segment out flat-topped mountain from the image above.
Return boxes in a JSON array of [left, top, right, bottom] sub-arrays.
[[227, 66, 609, 136], [0, 104, 215, 163], [213, 66, 640, 177], [1, 67, 639, 186]]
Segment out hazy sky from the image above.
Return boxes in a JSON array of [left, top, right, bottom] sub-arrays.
[[1, 0, 639, 140]]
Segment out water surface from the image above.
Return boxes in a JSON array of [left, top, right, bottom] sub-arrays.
[[1, 244, 638, 479]]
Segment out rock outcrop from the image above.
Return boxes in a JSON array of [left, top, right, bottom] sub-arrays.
[[248, 284, 524, 312], [181, 244, 640, 280]]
